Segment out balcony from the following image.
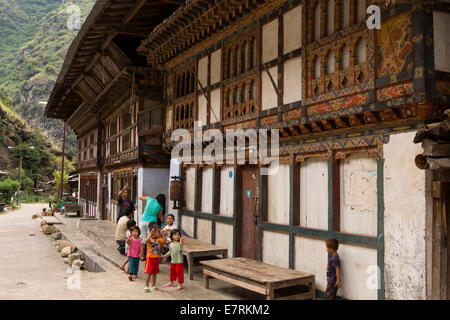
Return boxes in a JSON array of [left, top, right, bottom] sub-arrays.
[[76, 158, 97, 170], [138, 106, 164, 136]]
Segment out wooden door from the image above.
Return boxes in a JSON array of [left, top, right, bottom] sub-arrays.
[[238, 165, 259, 260]]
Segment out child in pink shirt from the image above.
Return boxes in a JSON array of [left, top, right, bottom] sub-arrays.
[[126, 226, 143, 281]]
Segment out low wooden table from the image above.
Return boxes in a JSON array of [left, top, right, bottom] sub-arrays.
[[182, 238, 228, 280], [62, 203, 82, 218], [201, 258, 315, 300]]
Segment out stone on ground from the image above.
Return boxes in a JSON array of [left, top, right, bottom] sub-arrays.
[[41, 224, 57, 235], [51, 232, 62, 241], [72, 260, 84, 269], [63, 258, 69, 264], [59, 240, 76, 252], [68, 253, 83, 266], [61, 246, 73, 257]]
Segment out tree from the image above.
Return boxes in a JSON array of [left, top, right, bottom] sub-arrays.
[[53, 170, 69, 194], [0, 179, 20, 203]]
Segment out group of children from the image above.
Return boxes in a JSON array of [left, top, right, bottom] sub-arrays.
[[118, 214, 185, 292], [116, 211, 343, 299]]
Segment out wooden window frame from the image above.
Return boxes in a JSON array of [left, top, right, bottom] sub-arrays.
[[223, 29, 259, 121]]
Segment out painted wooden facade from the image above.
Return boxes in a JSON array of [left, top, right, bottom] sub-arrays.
[[135, 0, 450, 299], [44, 0, 450, 299]]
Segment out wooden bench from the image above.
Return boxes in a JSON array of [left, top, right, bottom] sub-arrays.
[[201, 257, 315, 300], [62, 203, 82, 218], [182, 238, 228, 280]]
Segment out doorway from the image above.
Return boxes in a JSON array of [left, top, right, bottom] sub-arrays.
[[237, 165, 259, 260]]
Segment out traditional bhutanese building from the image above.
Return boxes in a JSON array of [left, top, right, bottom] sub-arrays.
[[135, 0, 450, 299], [45, 0, 183, 224], [45, 0, 450, 299]]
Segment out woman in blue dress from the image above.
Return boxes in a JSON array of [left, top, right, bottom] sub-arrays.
[[138, 194, 165, 260]]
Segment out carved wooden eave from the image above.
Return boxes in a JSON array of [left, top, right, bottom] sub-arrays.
[[137, 0, 269, 67], [414, 109, 450, 173], [46, 0, 182, 122]]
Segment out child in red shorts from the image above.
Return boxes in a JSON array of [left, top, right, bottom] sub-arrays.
[[144, 226, 165, 293]]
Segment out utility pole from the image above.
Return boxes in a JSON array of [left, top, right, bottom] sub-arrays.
[[60, 122, 66, 200], [17, 148, 22, 205], [8, 145, 34, 205]]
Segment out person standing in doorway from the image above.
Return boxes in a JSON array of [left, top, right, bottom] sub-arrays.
[[117, 184, 135, 222], [138, 194, 165, 260]]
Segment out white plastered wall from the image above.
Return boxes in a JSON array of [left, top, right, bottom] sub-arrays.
[[215, 222, 233, 255], [267, 162, 290, 225], [182, 215, 194, 238], [262, 230, 289, 268], [338, 244, 377, 300], [198, 55, 208, 89], [198, 94, 208, 126], [210, 88, 221, 123], [283, 5, 302, 54], [220, 166, 234, 217], [184, 167, 196, 211], [197, 218, 212, 243], [137, 167, 144, 226], [261, 66, 278, 110], [142, 167, 170, 223], [384, 131, 430, 300], [295, 236, 328, 291], [283, 57, 302, 104], [201, 167, 213, 213], [433, 10, 450, 72], [262, 19, 278, 63], [300, 158, 328, 230], [340, 153, 378, 237], [210, 49, 221, 85]]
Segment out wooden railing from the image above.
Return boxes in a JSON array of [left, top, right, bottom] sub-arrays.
[[138, 107, 164, 136], [76, 158, 97, 170]]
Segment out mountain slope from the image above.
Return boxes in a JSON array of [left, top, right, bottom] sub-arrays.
[[0, 0, 95, 158]]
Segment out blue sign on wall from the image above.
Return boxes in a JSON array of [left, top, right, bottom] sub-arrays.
[[246, 189, 252, 199], [229, 170, 233, 178]]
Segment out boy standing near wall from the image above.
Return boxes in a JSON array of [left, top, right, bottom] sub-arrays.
[[326, 239, 341, 300]]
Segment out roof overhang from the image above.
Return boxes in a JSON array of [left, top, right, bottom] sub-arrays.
[[46, 0, 182, 121]]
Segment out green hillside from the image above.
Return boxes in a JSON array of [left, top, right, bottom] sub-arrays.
[[0, 0, 95, 156]]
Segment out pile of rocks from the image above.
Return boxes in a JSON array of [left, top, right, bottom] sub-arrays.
[[38, 219, 86, 270]]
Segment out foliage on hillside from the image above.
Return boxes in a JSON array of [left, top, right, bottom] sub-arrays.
[[0, 0, 95, 160], [0, 90, 75, 194]]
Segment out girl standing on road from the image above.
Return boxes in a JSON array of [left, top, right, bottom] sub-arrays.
[[126, 226, 142, 281], [138, 194, 165, 260], [163, 229, 184, 290]]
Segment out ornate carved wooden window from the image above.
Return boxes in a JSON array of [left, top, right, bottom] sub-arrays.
[[356, 0, 366, 23], [341, 0, 350, 29], [314, 2, 321, 42], [223, 29, 259, 120], [173, 101, 194, 130], [173, 61, 195, 130], [174, 65, 195, 99], [327, 0, 335, 36]]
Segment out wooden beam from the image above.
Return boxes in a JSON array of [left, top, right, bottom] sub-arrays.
[[123, 0, 148, 25], [90, 67, 128, 111], [112, 27, 149, 37]]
